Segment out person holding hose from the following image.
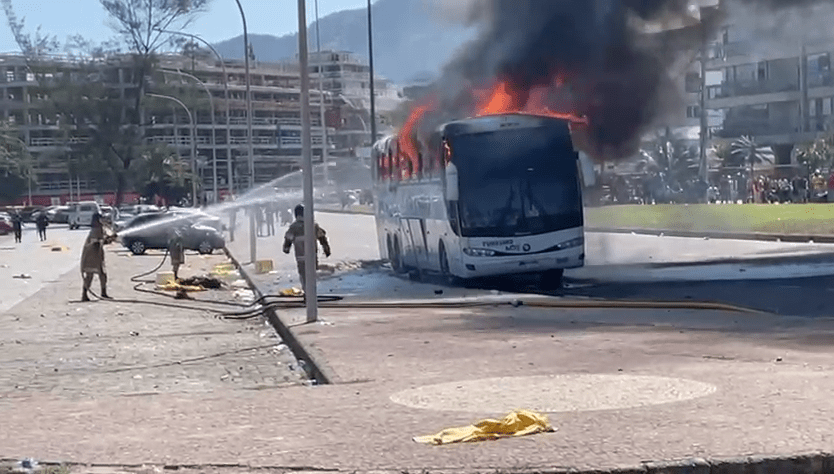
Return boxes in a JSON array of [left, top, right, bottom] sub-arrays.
[[282, 204, 331, 289], [80, 213, 117, 302]]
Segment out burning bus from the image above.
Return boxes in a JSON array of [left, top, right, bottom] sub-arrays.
[[372, 112, 591, 288]]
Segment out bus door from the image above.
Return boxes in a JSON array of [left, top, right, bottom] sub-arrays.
[[402, 217, 429, 266]]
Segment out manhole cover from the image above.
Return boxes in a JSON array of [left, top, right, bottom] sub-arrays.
[[391, 374, 716, 413]]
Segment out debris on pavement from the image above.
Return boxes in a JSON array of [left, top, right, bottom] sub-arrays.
[[12, 274, 32, 279], [413, 409, 556, 445]]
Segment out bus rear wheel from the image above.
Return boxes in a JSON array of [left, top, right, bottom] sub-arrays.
[[540, 269, 564, 291], [392, 236, 406, 274]]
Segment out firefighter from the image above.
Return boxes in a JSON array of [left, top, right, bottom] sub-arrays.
[[282, 204, 331, 289], [80, 213, 117, 301], [168, 226, 186, 281]]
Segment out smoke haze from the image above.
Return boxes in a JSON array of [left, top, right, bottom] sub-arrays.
[[413, 0, 830, 160]]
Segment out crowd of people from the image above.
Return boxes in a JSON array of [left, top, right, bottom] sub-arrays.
[[597, 171, 833, 206]]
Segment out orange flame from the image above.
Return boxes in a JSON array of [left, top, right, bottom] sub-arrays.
[[398, 99, 435, 172], [475, 79, 588, 124]]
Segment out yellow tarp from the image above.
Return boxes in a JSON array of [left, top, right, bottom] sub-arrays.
[[156, 283, 206, 292], [413, 409, 556, 445], [280, 287, 304, 297]]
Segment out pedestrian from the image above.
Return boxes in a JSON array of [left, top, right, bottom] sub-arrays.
[[36, 211, 49, 241], [266, 203, 276, 236], [11, 212, 22, 243], [282, 204, 331, 290], [168, 227, 186, 281], [80, 213, 116, 301]]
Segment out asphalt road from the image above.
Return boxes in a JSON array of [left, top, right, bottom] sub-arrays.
[[229, 212, 834, 319]]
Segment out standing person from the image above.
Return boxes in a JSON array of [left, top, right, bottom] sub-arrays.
[[266, 203, 276, 236], [35, 211, 49, 241], [11, 212, 22, 243], [168, 227, 186, 281], [80, 213, 116, 301], [282, 204, 331, 289]]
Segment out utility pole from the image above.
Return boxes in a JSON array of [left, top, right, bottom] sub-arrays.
[[699, 8, 710, 198], [149, 93, 198, 207], [156, 29, 231, 202], [367, 0, 377, 148], [315, 0, 330, 188], [298, 0, 318, 323], [235, 0, 255, 191]]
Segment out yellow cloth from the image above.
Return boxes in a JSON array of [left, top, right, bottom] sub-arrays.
[[156, 283, 206, 292], [280, 287, 304, 296], [413, 410, 555, 445]]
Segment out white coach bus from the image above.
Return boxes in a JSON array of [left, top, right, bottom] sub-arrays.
[[372, 113, 588, 288]]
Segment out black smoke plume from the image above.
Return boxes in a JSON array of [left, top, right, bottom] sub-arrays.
[[412, 0, 827, 160]]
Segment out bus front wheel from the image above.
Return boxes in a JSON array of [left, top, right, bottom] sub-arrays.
[[392, 236, 406, 274], [540, 269, 564, 291], [439, 242, 453, 284]]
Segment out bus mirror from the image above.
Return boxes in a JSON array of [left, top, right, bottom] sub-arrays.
[[578, 152, 596, 188], [445, 163, 459, 201]]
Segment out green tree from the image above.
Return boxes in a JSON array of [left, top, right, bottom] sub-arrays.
[[0, 122, 34, 202], [641, 127, 699, 180], [134, 144, 195, 205], [731, 135, 773, 178]]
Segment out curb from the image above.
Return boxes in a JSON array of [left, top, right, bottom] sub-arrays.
[[222, 247, 339, 385], [587, 227, 834, 243], [2, 452, 834, 474]]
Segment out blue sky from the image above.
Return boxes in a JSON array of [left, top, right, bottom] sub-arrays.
[[0, 0, 369, 53]]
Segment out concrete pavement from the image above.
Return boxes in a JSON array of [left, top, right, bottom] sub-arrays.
[[4, 211, 834, 473]]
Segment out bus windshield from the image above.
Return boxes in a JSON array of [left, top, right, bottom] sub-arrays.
[[453, 126, 583, 238]]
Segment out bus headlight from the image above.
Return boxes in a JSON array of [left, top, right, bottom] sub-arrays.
[[463, 248, 496, 257], [557, 237, 584, 250]]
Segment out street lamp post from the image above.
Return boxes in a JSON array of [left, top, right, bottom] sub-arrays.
[[314, 0, 329, 187], [298, 0, 318, 323], [162, 68, 218, 204], [234, 0, 256, 191], [148, 93, 198, 207], [367, 0, 377, 147], [156, 29, 232, 201]]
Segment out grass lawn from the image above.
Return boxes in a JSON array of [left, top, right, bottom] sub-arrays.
[[585, 204, 834, 235]]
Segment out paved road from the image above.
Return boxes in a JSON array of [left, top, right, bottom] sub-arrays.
[[0, 225, 88, 313], [227, 212, 834, 317]]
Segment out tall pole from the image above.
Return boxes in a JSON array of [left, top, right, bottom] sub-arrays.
[[298, 0, 318, 323], [156, 29, 232, 201], [149, 93, 198, 207], [315, 0, 329, 187], [699, 9, 709, 197], [367, 0, 377, 148], [162, 68, 218, 204], [235, 0, 255, 191]]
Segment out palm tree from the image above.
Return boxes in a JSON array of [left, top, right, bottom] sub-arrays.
[[731, 135, 773, 179], [641, 127, 699, 180]]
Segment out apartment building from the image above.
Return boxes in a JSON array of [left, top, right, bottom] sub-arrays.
[[308, 50, 402, 152], [704, 10, 834, 167], [0, 52, 334, 205]]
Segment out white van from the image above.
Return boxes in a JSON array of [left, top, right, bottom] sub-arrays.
[[68, 201, 102, 229]]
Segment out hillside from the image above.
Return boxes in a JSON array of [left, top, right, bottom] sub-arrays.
[[213, 0, 473, 84]]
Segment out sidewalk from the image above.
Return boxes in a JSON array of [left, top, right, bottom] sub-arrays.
[[220, 213, 834, 473], [5, 215, 834, 473]]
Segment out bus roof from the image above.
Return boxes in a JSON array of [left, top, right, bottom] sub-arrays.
[[442, 114, 572, 137]]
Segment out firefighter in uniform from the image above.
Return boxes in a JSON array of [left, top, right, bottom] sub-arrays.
[[80, 213, 117, 301], [282, 204, 331, 289], [168, 227, 186, 281]]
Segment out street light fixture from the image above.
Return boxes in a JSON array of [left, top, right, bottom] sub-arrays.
[[147, 93, 199, 207], [234, 0, 256, 191], [155, 28, 232, 201], [162, 68, 219, 205]]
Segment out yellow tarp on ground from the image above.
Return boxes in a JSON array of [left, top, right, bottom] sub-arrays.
[[156, 283, 206, 292], [413, 410, 556, 445]]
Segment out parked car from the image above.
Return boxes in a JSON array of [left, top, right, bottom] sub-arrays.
[[20, 206, 44, 223], [45, 205, 70, 224], [68, 201, 102, 229], [0, 212, 11, 235], [119, 211, 226, 255]]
